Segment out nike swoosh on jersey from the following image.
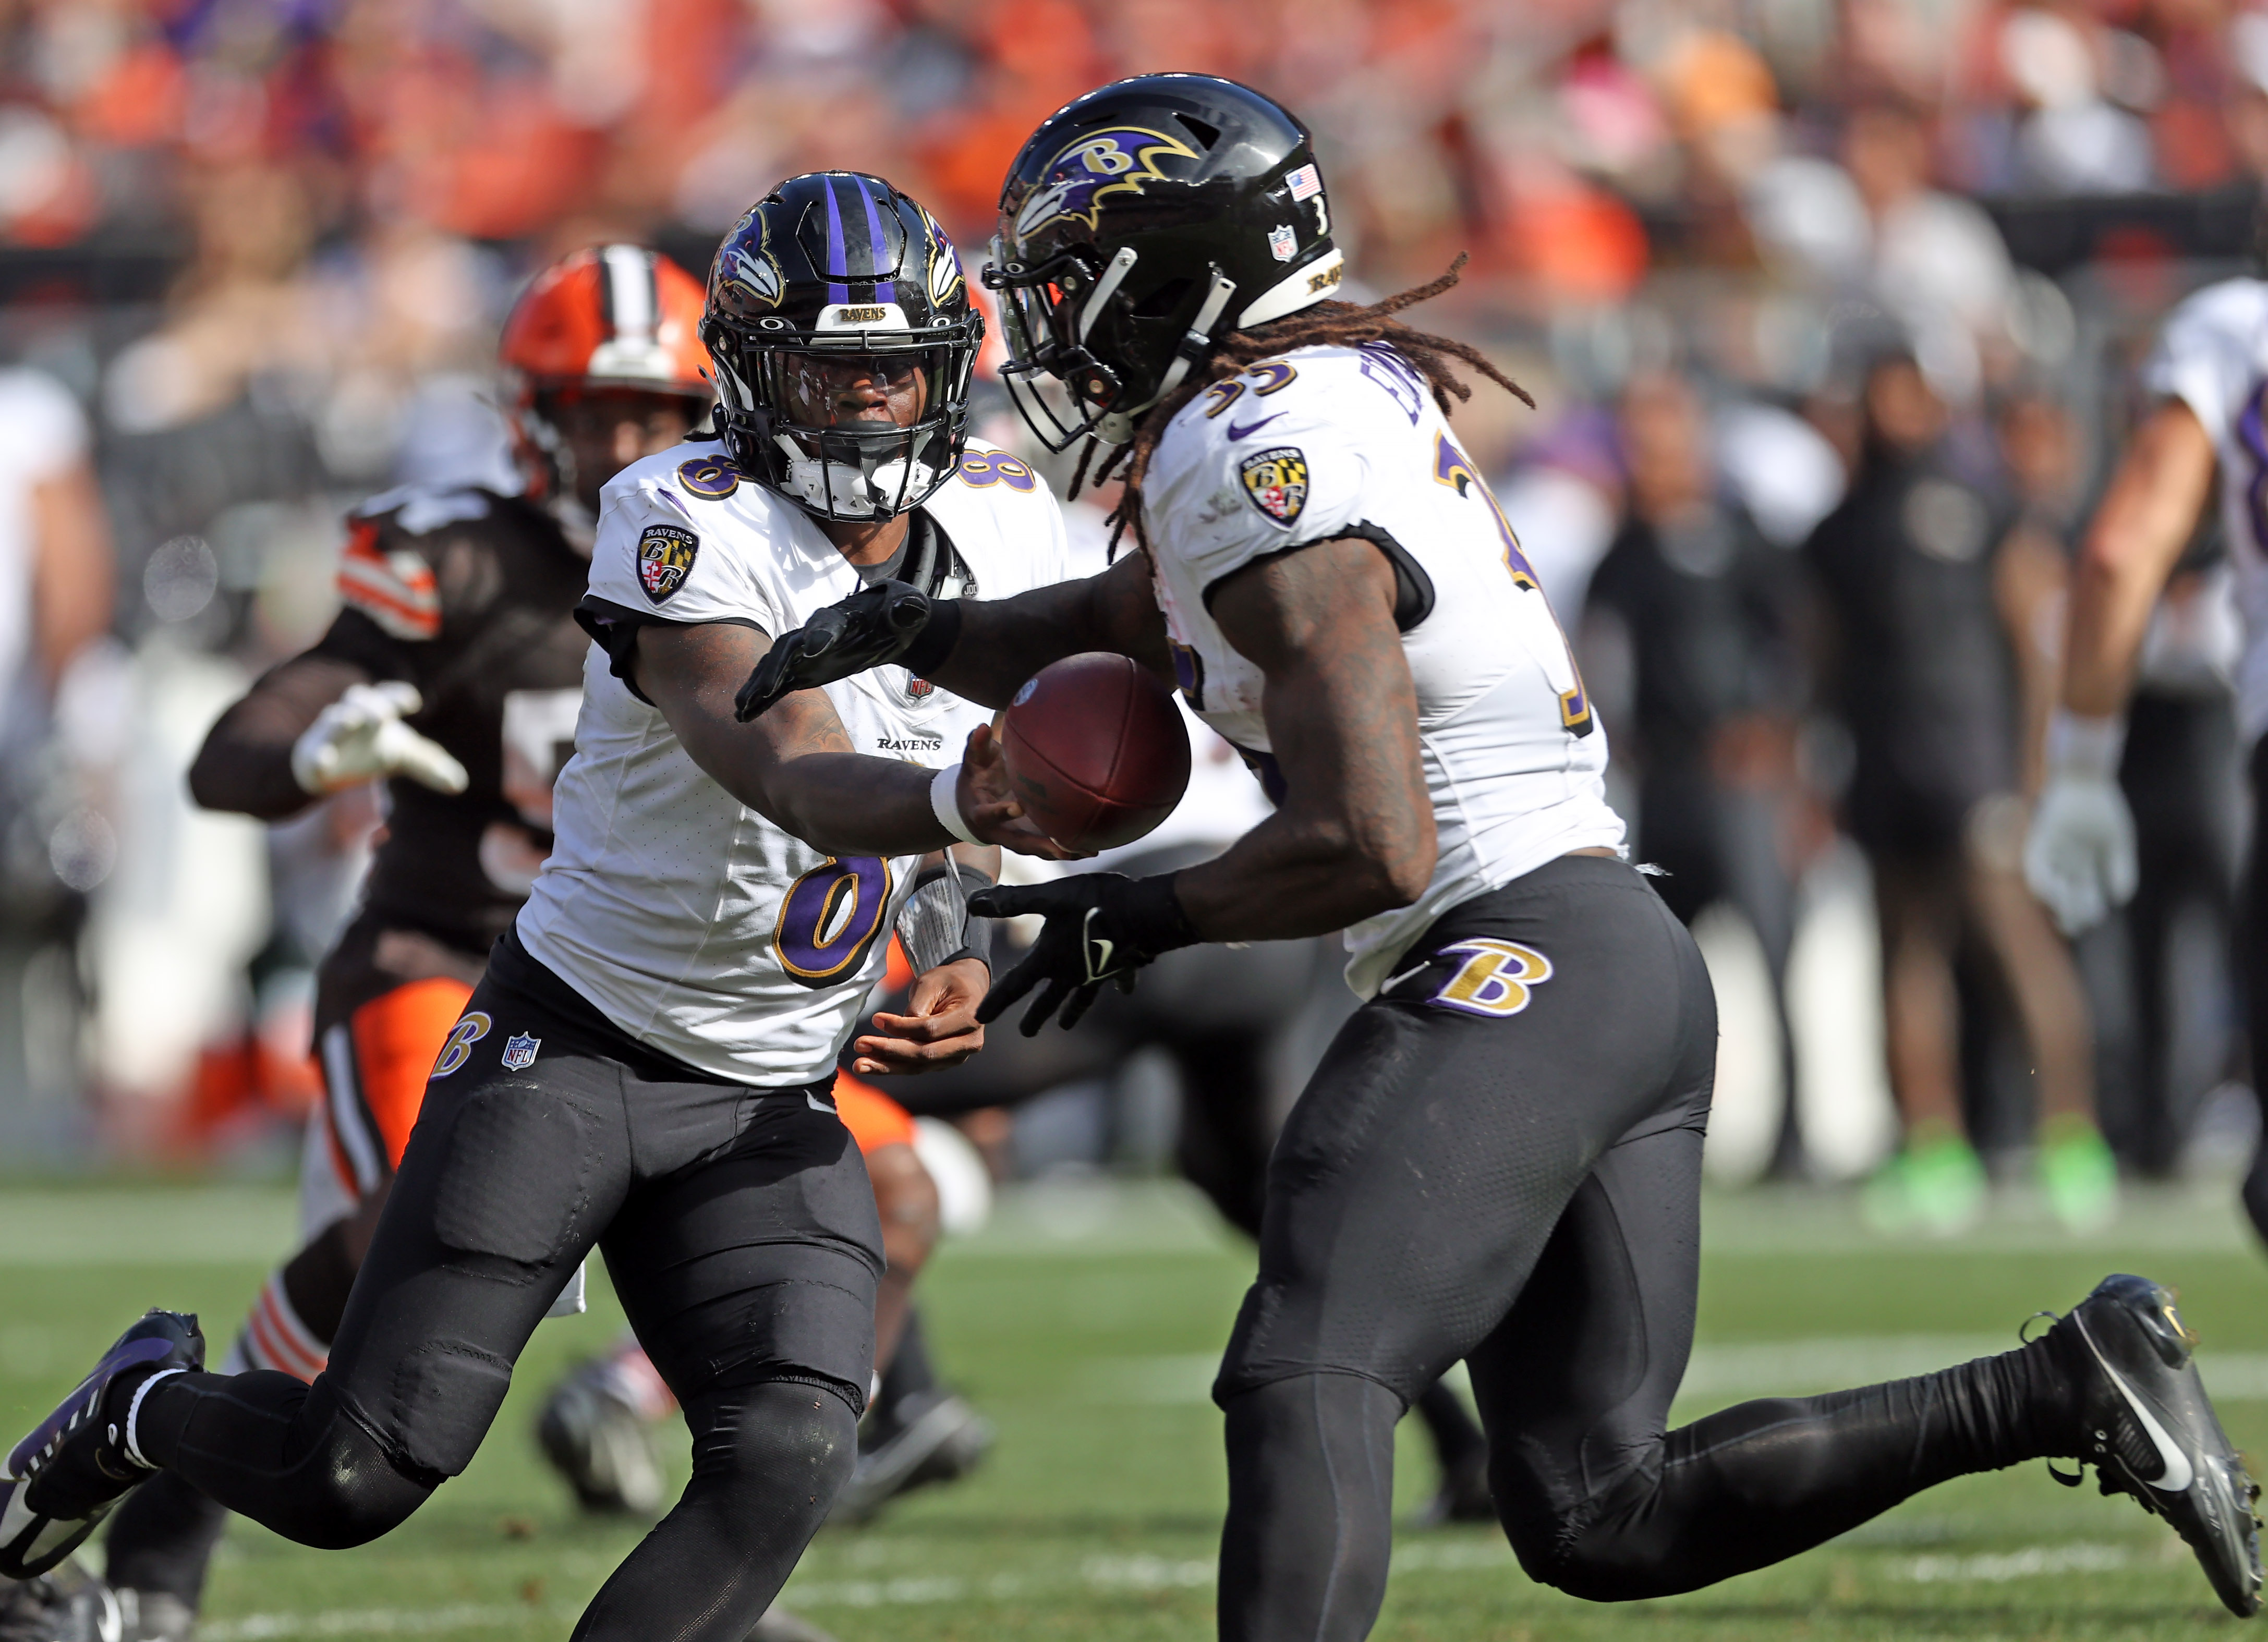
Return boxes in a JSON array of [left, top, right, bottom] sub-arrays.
[[1380, 961, 1432, 995], [2076, 1312, 2197, 1492], [1226, 412, 1285, 441]]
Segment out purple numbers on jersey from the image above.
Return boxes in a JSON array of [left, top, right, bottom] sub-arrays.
[[958, 451, 1038, 492], [2241, 384, 2268, 555], [775, 856, 894, 986], [1169, 641, 1207, 711], [1431, 433, 1539, 589], [1357, 341, 1424, 425], [676, 455, 741, 500], [1430, 432, 1594, 737]]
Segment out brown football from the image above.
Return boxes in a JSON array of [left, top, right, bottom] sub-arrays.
[[999, 653, 1192, 852]]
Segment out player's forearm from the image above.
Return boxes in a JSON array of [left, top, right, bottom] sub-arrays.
[[916, 553, 1169, 706], [1175, 800, 1435, 941], [710, 742, 953, 858], [1174, 667, 1434, 941], [2061, 399, 2216, 719], [188, 655, 368, 819]]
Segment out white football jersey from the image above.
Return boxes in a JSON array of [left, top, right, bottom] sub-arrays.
[[1141, 343, 1626, 998], [517, 440, 1070, 1085], [2141, 277, 2268, 741]]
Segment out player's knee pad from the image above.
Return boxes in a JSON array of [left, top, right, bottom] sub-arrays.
[[683, 1379, 858, 1515], [284, 1383, 442, 1549], [1498, 1464, 1682, 1603]]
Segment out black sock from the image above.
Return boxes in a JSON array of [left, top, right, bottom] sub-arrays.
[[1524, 1335, 2079, 1601]]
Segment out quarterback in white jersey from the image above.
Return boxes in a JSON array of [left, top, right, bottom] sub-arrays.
[[744, 76, 2260, 1632], [2028, 273, 2268, 1257], [521, 432, 1066, 1085], [0, 172, 1093, 1642]]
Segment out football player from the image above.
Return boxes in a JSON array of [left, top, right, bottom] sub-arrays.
[[1, 242, 714, 1642], [739, 76, 2263, 1632], [2022, 273, 2268, 1246], [0, 173, 1070, 1642]]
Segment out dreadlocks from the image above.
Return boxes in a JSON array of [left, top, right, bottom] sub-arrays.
[[1078, 256, 1533, 561]]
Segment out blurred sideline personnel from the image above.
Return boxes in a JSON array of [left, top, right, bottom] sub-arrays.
[[2026, 265, 2268, 1243], [0, 178, 1070, 1642], [0, 365, 114, 1138], [745, 75, 2263, 1633], [1804, 339, 2108, 1233]]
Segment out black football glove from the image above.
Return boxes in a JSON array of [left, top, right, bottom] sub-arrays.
[[969, 873, 1203, 1035], [734, 578, 934, 722]]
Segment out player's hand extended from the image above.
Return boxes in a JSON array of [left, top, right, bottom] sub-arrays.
[[954, 723, 1086, 860], [850, 956, 989, 1074], [968, 873, 1200, 1035], [290, 681, 468, 796], [734, 578, 932, 721], [2024, 769, 2138, 935]]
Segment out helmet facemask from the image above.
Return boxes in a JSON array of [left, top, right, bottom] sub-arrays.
[[708, 320, 976, 521], [700, 173, 984, 524], [986, 238, 1236, 449]]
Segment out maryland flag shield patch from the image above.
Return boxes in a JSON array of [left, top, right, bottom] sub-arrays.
[[638, 524, 698, 604], [1239, 446, 1308, 529]]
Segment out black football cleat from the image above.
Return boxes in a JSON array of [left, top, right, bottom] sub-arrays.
[[2046, 1274, 2261, 1617], [0, 1311, 203, 1581]]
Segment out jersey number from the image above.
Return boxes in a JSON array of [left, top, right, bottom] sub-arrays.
[[1199, 359, 1299, 418], [1432, 433, 1593, 737], [775, 856, 895, 987]]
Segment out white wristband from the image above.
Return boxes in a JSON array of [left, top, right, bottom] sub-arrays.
[[2044, 709, 2126, 780], [930, 762, 981, 846]]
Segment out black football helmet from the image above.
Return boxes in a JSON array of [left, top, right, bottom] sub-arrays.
[[987, 74, 1345, 449], [702, 172, 983, 520]]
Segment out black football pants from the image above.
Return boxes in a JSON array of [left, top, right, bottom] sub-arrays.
[[132, 933, 883, 1642], [1215, 855, 2075, 1640]]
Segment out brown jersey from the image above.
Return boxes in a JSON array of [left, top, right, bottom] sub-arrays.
[[306, 485, 591, 1029]]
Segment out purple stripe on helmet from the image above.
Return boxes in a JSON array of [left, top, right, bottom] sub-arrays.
[[823, 177, 850, 306], [856, 177, 896, 305]]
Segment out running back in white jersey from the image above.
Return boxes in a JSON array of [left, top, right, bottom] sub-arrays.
[[518, 440, 1070, 1085], [1141, 343, 1627, 997], [2141, 277, 2268, 742]]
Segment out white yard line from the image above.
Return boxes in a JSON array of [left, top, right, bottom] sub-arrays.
[[197, 1538, 1526, 1636], [1897, 1543, 2134, 1583]]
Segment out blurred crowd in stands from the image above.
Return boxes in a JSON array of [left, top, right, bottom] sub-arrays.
[[0, 0, 2259, 1227]]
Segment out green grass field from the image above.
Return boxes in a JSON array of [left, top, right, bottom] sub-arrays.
[[3, 1177, 2265, 1640]]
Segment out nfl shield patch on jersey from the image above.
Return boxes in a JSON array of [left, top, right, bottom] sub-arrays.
[[638, 524, 698, 604], [501, 1032, 541, 1071], [1239, 447, 1309, 528]]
